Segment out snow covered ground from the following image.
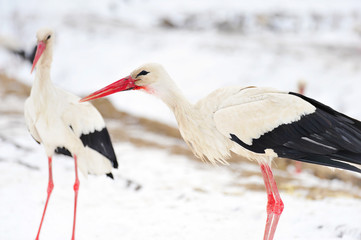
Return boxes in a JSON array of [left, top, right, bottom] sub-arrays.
[[1, 0, 361, 239], [1, 112, 361, 240]]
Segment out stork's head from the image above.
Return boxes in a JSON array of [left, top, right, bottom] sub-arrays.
[[80, 63, 174, 102], [31, 28, 54, 73]]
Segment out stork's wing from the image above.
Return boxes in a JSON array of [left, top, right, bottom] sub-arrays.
[[62, 92, 118, 169], [24, 98, 41, 144], [214, 88, 361, 173]]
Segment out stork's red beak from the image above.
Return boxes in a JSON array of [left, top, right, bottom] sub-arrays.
[[31, 41, 46, 74], [79, 76, 136, 102]]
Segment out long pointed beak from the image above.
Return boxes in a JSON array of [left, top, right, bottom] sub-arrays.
[[79, 75, 136, 103], [31, 41, 46, 74]]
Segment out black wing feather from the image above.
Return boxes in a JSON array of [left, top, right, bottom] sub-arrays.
[[10, 45, 37, 64], [80, 127, 118, 169], [55, 147, 72, 156], [230, 92, 361, 174]]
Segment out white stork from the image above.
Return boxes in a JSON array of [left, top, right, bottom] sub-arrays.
[[80, 63, 361, 240], [25, 28, 118, 240]]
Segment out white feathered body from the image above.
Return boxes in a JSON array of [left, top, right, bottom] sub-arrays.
[[25, 71, 113, 176], [169, 85, 315, 165]]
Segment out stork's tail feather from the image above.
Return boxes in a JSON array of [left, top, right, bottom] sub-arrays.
[[76, 147, 113, 177], [296, 155, 361, 174], [106, 173, 114, 179]]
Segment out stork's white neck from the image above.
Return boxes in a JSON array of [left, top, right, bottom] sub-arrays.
[[31, 44, 53, 93], [161, 86, 193, 114], [30, 44, 55, 103], [154, 79, 231, 164], [169, 90, 197, 132], [37, 44, 53, 73], [153, 79, 199, 129]]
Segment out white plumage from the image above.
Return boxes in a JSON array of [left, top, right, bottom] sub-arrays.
[[25, 84, 113, 175]]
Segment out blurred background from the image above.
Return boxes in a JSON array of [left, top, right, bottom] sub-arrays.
[[0, 0, 361, 239]]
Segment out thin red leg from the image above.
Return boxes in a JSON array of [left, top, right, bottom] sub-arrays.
[[71, 155, 80, 240], [36, 156, 54, 240], [260, 164, 284, 240], [260, 164, 275, 240]]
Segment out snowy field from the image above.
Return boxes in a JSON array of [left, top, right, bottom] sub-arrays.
[[1, 112, 361, 240], [1, 0, 361, 239]]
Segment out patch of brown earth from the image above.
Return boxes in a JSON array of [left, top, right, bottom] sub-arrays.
[[0, 73, 30, 98]]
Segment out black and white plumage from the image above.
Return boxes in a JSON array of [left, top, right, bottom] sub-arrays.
[[80, 63, 361, 240], [54, 127, 118, 178], [25, 28, 118, 240], [231, 92, 361, 174], [51, 125, 118, 176]]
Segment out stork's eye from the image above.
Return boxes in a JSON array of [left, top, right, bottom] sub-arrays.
[[47, 35, 51, 40], [136, 70, 149, 78]]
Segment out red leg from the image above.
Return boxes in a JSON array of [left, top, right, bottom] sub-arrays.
[[260, 164, 275, 240], [36, 156, 54, 240], [265, 164, 284, 240], [260, 164, 284, 240], [71, 155, 80, 240]]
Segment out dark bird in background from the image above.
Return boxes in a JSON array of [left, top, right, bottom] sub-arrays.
[[0, 35, 37, 64]]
